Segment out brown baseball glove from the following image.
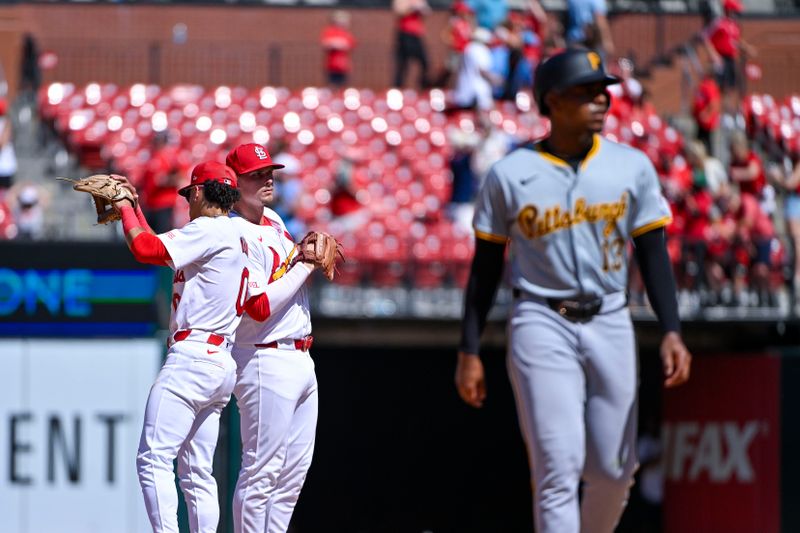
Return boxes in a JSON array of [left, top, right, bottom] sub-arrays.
[[293, 231, 346, 281], [58, 174, 137, 224]]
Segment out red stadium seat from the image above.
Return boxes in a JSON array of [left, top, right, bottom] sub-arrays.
[[40, 82, 705, 291]]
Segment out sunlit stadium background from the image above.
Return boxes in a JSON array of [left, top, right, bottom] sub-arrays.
[[2, 1, 800, 532]]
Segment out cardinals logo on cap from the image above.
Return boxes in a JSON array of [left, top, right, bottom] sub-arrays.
[[254, 146, 268, 160]]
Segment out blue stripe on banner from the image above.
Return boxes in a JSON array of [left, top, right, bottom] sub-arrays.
[[90, 270, 159, 301], [0, 322, 156, 337]]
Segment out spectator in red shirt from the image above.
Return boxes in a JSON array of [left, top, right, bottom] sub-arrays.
[[321, 10, 357, 88], [729, 131, 766, 200], [706, 183, 739, 304], [507, 1, 548, 68], [692, 67, 721, 154], [140, 132, 180, 234], [681, 169, 715, 296], [735, 189, 776, 306], [684, 141, 735, 306], [436, 1, 474, 87], [393, 0, 431, 88], [702, 0, 757, 114], [329, 146, 369, 235]]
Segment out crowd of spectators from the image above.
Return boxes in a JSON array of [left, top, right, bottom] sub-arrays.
[[426, 0, 788, 312], [7, 1, 800, 315], [662, 0, 794, 310]]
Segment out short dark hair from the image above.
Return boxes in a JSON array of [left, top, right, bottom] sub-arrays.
[[202, 180, 241, 210]]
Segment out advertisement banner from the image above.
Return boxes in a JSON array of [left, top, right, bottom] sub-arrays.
[[0, 339, 161, 533], [662, 354, 781, 533], [0, 242, 160, 337]]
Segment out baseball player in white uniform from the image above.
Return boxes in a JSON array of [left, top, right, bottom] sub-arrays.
[[225, 143, 319, 533], [456, 50, 692, 533], [114, 161, 247, 533]]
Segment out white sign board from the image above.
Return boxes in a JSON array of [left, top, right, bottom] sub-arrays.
[[0, 339, 161, 533]]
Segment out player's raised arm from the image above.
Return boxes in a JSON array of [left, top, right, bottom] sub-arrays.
[[112, 174, 156, 235], [110, 176, 171, 267]]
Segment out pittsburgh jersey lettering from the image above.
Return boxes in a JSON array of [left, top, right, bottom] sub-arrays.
[[517, 193, 628, 239]]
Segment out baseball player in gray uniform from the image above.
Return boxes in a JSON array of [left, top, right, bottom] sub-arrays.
[[455, 48, 692, 533]]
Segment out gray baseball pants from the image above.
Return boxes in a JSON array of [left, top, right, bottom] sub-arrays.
[[507, 292, 639, 533]]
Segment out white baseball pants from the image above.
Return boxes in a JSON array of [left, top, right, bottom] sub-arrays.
[[507, 295, 639, 533], [231, 345, 318, 533], [137, 339, 237, 533]]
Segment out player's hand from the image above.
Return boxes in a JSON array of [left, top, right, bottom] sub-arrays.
[[455, 351, 486, 408], [660, 331, 691, 388], [110, 174, 139, 204]]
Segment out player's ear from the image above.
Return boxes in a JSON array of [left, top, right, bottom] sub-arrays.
[[544, 91, 558, 116]]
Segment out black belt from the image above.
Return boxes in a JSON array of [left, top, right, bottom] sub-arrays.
[[513, 288, 606, 323], [545, 298, 603, 322]]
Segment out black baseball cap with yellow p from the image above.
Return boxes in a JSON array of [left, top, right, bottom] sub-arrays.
[[534, 48, 619, 115]]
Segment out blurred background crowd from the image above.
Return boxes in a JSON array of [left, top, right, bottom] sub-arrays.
[[0, 0, 797, 319]]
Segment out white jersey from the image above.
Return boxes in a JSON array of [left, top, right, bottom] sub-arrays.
[[158, 215, 248, 340], [233, 207, 312, 345]]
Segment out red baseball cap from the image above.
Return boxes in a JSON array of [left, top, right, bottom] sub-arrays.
[[225, 143, 285, 175], [723, 0, 743, 13], [178, 161, 238, 198], [451, 1, 473, 15]]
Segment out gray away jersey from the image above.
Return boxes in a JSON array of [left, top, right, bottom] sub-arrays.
[[473, 134, 672, 299]]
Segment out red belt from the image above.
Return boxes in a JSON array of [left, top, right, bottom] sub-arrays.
[[255, 335, 314, 352], [171, 329, 226, 347]]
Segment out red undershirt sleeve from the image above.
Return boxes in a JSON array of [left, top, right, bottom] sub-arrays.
[[130, 233, 171, 266], [244, 293, 271, 321], [120, 204, 171, 266], [243, 262, 314, 322], [134, 204, 154, 233]]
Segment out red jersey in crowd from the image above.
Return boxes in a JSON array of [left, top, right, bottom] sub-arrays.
[[142, 147, 179, 211], [509, 9, 544, 63], [707, 211, 737, 262], [730, 151, 766, 197], [449, 17, 471, 53], [706, 16, 741, 58], [683, 189, 714, 243], [321, 25, 356, 74], [738, 192, 774, 241], [693, 77, 721, 131], [398, 11, 425, 36], [331, 188, 362, 217], [665, 199, 685, 264]]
